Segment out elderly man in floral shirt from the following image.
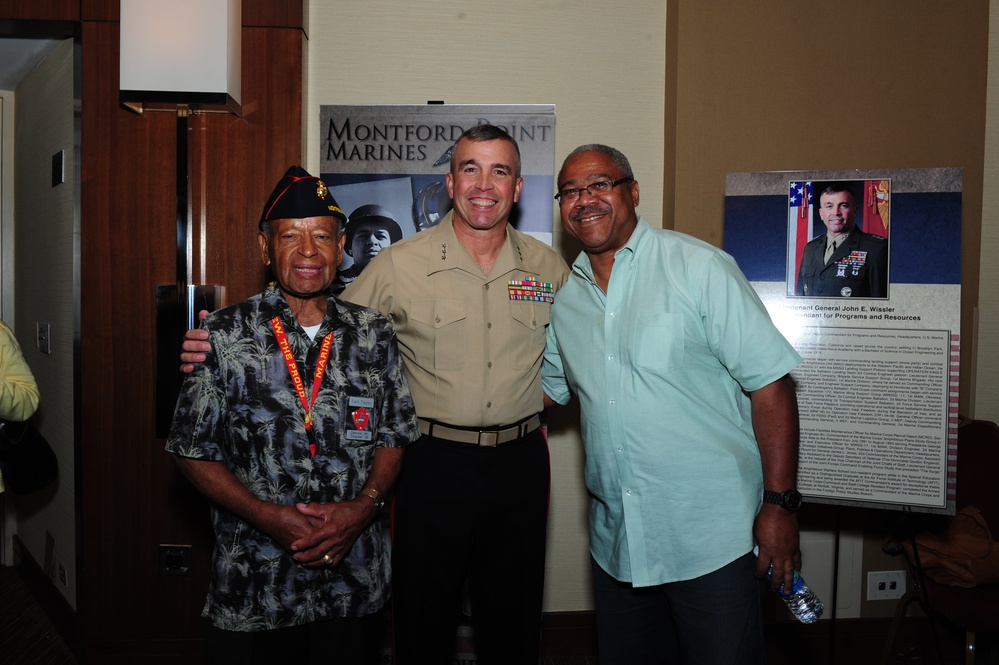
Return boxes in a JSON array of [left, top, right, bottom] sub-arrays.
[[166, 166, 419, 665]]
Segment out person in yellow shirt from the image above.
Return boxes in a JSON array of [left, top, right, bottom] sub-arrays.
[[0, 320, 41, 493]]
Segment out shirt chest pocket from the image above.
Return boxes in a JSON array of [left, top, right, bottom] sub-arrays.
[[409, 299, 466, 370], [509, 302, 550, 370], [630, 313, 684, 376]]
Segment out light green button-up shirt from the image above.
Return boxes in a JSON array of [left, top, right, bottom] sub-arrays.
[[543, 218, 801, 586]]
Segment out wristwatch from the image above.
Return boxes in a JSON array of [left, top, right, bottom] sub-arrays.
[[763, 489, 803, 512], [360, 487, 385, 510]]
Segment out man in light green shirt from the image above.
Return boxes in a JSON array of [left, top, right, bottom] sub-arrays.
[[543, 145, 802, 664]]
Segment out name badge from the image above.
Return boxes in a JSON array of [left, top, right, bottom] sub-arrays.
[[346, 395, 376, 442]]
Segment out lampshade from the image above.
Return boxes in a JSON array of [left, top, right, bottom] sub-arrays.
[[119, 0, 241, 115]]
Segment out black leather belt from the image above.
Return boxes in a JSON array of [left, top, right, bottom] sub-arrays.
[[417, 414, 542, 447]]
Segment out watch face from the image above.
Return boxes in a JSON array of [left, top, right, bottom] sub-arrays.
[[784, 490, 803, 511]]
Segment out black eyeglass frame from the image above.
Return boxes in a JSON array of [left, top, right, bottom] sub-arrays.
[[554, 177, 633, 203]]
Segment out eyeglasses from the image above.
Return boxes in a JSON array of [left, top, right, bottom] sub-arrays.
[[554, 177, 633, 204]]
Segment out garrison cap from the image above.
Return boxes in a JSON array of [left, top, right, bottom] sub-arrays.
[[259, 166, 347, 230], [345, 204, 404, 248]]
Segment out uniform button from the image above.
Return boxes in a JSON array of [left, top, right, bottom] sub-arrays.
[[608, 355, 614, 361], [487, 361, 492, 368], [609, 400, 616, 406], [487, 322, 492, 329]]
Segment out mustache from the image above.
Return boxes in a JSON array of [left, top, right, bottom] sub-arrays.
[[569, 204, 610, 222]]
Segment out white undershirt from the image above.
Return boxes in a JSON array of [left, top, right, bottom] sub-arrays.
[[301, 324, 322, 341]]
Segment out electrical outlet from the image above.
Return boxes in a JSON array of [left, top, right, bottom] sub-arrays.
[[44, 531, 56, 580], [867, 570, 906, 600], [36, 323, 52, 354], [158, 544, 192, 576]]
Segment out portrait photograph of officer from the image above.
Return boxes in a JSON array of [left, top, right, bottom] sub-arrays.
[[793, 179, 890, 298], [332, 204, 404, 294]]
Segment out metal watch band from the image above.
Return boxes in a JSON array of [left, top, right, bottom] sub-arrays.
[[763, 489, 802, 512], [360, 487, 384, 509]]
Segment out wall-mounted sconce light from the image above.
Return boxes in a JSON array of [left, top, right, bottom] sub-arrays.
[[119, 0, 241, 115]]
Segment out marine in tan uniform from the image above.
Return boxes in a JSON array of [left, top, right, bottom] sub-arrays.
[[343, 125, 570, 664]]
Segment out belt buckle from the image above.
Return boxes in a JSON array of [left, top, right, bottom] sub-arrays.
[[478, 430, 500, 447]]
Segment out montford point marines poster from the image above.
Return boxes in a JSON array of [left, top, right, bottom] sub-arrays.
[[725, 168, 961, 514], [319, 105, 556, 663], [318, 104, 556, 281]]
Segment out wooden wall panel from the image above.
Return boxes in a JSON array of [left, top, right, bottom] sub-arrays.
[[243, 0, 303, 29], [79, 18, 208, 657], [79, 13, 303, 662], [79, 0, 303, 27], [80, 0, 114, 21], [190, 25, 304, 305], [0, 1, 80, 21]]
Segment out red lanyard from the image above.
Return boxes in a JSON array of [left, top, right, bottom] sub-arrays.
[[271, 316, 334, 457]]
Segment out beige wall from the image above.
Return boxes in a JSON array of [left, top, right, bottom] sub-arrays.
[[303, 0, 667, 612], [9, 38, 77, 608], [303, 0, 668, 235], [976, 0, 999, 423]]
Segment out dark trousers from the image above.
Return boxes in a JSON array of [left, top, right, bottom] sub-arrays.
[[390, 429, 550, 665], [204, 612, 384, 665], [591, 552, 767, 665]]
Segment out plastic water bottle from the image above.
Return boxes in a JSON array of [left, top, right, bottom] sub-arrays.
[[773, 568, 824, 624], [753, 547, 824, 623]]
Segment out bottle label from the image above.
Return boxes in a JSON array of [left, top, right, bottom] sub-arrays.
[[780, 571, 805, 597]]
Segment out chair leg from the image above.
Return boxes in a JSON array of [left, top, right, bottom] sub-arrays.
[[880, 589, 922, 665], [924, 609, 949, 665]]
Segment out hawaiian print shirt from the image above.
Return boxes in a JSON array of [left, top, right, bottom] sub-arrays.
[[166, 283, 419, 631]]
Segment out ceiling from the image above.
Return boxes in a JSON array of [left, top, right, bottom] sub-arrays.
[[0, 38, 62, 92]]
